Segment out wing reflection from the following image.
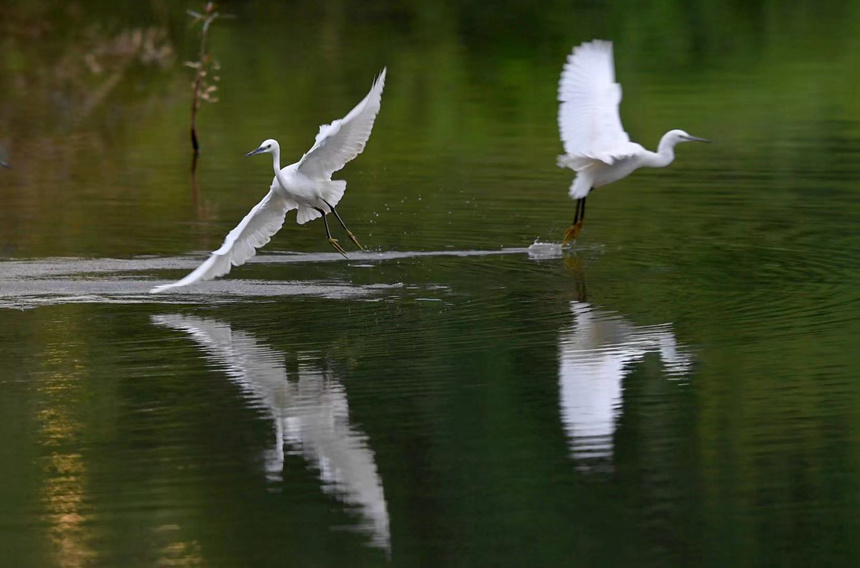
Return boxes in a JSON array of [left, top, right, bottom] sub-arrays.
[[558, 302, 692, 471], [151, 315, 389, 550]]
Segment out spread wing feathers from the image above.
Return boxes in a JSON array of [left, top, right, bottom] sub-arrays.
[[150, 190, 296, 293], [296, 68, 387, 181], [558, 40, 639, 165]]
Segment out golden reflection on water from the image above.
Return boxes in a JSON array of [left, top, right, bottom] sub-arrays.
[[152, 525, 203, 568], [36, 360, 93, 567], [33, 331, 207, 567]]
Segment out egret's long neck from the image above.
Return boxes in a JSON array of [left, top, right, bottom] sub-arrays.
[[642, 133, 678, 168], [270, 146, 281, 176], [270, 145, 289, 189]]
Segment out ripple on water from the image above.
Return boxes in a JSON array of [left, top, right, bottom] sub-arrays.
[[0, 248, 536, 309], [688, 238, 860, 344]]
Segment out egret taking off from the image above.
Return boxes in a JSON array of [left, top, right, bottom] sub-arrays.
[[151, 68, 386, 294], [557, 40, 708, 244]]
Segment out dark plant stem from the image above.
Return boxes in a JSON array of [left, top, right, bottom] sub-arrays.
[[189, 5, 217, 156], [189, 40, 206, 156], [190, 78, 200, 154]]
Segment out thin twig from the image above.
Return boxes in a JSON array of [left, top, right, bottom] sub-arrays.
[[188, 2, 230, 158]]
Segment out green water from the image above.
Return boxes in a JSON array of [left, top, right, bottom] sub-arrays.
[[2, 1, 860, 566]]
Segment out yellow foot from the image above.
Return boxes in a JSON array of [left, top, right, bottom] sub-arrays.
[[346, 230, 364, 251], [328, 238, 348, 258], [562, 222, 583, 246]]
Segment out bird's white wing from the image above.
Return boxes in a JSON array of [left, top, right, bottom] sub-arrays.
[[296, 68, 386, 181], [150, 189, 296, 293], [558, 40, 639, 164]]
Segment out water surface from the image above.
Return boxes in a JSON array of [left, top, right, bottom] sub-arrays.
[[2, 1, 860, 566]]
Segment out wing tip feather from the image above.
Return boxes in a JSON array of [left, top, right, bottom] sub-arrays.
[[150, 281, 183, 294], [297, 68, 387, 179]]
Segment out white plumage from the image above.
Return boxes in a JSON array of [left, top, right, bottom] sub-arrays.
[[151, 68, 386, 293], [558, 40, 640, 168], [296, 71, 387, 181], [556, 40, 708, 242]]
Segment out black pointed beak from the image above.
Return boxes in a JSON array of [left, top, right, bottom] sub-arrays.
[[685, 136, 710, 143], [245, 146, 266, 157]]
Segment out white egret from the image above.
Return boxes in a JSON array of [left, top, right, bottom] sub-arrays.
[[150, 68, 386, 294], [557, 40, 708, 243]]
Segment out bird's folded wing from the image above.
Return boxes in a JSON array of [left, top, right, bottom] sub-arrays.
[[150, 190, 296, 293], [558, 40, 638, 164], [296, 68, 386, 181]]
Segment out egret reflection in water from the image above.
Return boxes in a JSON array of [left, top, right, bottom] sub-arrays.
[[558, 302, 692, 471], [151, 314, 390, 550]]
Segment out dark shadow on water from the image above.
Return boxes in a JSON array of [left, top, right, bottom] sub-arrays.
[[190, 152, 200, 216]]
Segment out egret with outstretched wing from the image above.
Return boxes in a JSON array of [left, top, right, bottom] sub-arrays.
[[151, 68, 386, 294], [557, 41, 707, 243]]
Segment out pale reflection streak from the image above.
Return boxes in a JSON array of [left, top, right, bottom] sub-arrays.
[[151, 315, 390, 550], [36, 356, 93, 566], [558, 302, 692, 470]]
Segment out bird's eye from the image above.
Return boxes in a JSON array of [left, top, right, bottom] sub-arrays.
[[266, 145, 271, 149]]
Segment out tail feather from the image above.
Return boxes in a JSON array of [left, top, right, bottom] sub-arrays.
[[322, 179, 347, 208], [569, 172, 592, 199], [294, 180, 348, 225], [296, 207, 322, 225]]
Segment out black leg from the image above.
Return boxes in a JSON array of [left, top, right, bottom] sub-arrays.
[[573, 197, 587, 224], [322, 199, 363, 250], [563, 194, 589, 245], [314, 207, 332, 238], [315, 207, 347, 257]]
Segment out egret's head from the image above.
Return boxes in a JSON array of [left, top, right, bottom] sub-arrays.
[[667, 129, 710, 144], [245, 139, 278, 157]]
